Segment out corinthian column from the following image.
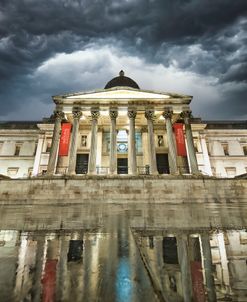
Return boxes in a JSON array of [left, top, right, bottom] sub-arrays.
[[180, 110, 199, 174], [47, 108, 64, 175], [88, 109, 100, 174], [200, 233, 217, 302], [109, 108, 118, 174], [68, 108, 82, 175], [128, 108, 137, 175], [177, 234, 193, 302], [163, 109, 178, 174], [145, 109, 158, 175]]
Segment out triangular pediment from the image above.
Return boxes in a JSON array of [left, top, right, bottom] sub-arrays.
[[66, 89, 170, 100]]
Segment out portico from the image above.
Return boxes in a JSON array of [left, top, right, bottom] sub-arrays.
[[45, 72, 199, 176]]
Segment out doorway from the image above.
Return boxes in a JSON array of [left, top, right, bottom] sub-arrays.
[[117, 158, 128, 174], [162, 237, 179, 264], [156, 153, 170, 174], [75, 154, 89, 174]]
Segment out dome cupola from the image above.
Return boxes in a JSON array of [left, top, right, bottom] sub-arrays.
[[104, 70, 140, 89]]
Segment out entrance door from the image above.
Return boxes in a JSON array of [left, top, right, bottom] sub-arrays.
[[117, 158, 128, 174], [162, 237, 179, 264], [156, 153, 170, 174], [75, 154, 89, 174]]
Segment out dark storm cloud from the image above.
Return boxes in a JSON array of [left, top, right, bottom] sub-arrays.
[[0, 0, 247, 119]]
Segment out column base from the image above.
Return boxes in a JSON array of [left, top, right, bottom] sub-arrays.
[[67, 171, 76, 176], [170, 172, 180, 176]]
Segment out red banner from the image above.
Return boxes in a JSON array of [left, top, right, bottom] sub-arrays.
[[173, 123, 187, 156], [190, 261, 206, 302], [59, 123, 71, 156], [41, 259, 57, 302]]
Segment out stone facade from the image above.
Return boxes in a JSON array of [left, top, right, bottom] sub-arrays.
[[0, 176, 246, 205], [0, 73, 246, 179]]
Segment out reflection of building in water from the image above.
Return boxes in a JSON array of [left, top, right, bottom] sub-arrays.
[[0, 71, 246, 178], [211, 230, 247, 301], [0, 222, 160, 302], [0, 230, 86, 301], [133, 229, 247, 301], [0, 230, 20, 301]]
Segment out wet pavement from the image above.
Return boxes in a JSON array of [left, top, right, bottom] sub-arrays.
[[0, 202, 247, 301]]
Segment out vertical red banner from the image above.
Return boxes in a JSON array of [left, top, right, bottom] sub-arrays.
[[190, 261, 206, 302], [41, 259, 58, 302], [59, 123, 71, 156], [173, 123, 187, 156]]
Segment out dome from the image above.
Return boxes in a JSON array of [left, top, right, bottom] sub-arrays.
[[104, 70, 140, 89]]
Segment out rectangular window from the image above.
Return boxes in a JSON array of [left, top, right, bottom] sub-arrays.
[[149, 236, 154, 249], [194, 139, 199, 153], [225, 167, 236, 178], [157, 135, 164, 147], [211, 167, 216, 176], [28, 168, 33, 176], [222, 143, 229, 156], [206, 142, 210, 155], [240, 231, 247, 245], [81, 135, 87, 147], [7, 167, 19, 176], [33, 143, 38, 156], [224, 232, 229, 245], [162, 237, 178, 264], [14, 144, 21, 156], [243, 146, 247, 156], [46, 141, 52, 152]]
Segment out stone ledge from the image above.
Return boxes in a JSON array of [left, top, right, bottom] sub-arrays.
[[0, 177, 246, 205], [2, 173, 218, 181]]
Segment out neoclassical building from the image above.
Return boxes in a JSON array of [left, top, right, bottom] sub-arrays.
[[0, 71, 247, 178]]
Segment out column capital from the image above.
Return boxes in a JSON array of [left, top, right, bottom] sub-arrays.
[[163, 109, 173, 119], [180, 110, 192, 120], [109, 108, 118, 120], [54, 110, 65, 121], [145, 109, 155, 121], [91, 108, 100, 120], [128, 108, 137, 119], [199, 133, 206, 139], [72, 107, 82, 119]]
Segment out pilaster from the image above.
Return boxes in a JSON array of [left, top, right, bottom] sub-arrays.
[[145, 109, 158, 175], [47, 109, 64, 175], [180, 110, 200, 175], [163, 109, 178, 174], [109, 108, 118, 174], [128, 108, 137, 175], [68, 107, 82, 175], [88, 109, 100, 174]]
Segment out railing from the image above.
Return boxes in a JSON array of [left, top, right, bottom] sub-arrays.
[[157, 165, 170, 175], [177, 166, 190, 174], [36, 165, 194, 176], [137, 165, 150, 175], [117, 166, 128, 174], [96, 166, 109, 175], [75, 166, 88, 174]]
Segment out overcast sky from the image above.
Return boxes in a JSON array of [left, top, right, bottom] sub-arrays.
[[0, 0, 247, 121]]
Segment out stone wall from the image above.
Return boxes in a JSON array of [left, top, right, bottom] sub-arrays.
[[0, 175, 246, 205]]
